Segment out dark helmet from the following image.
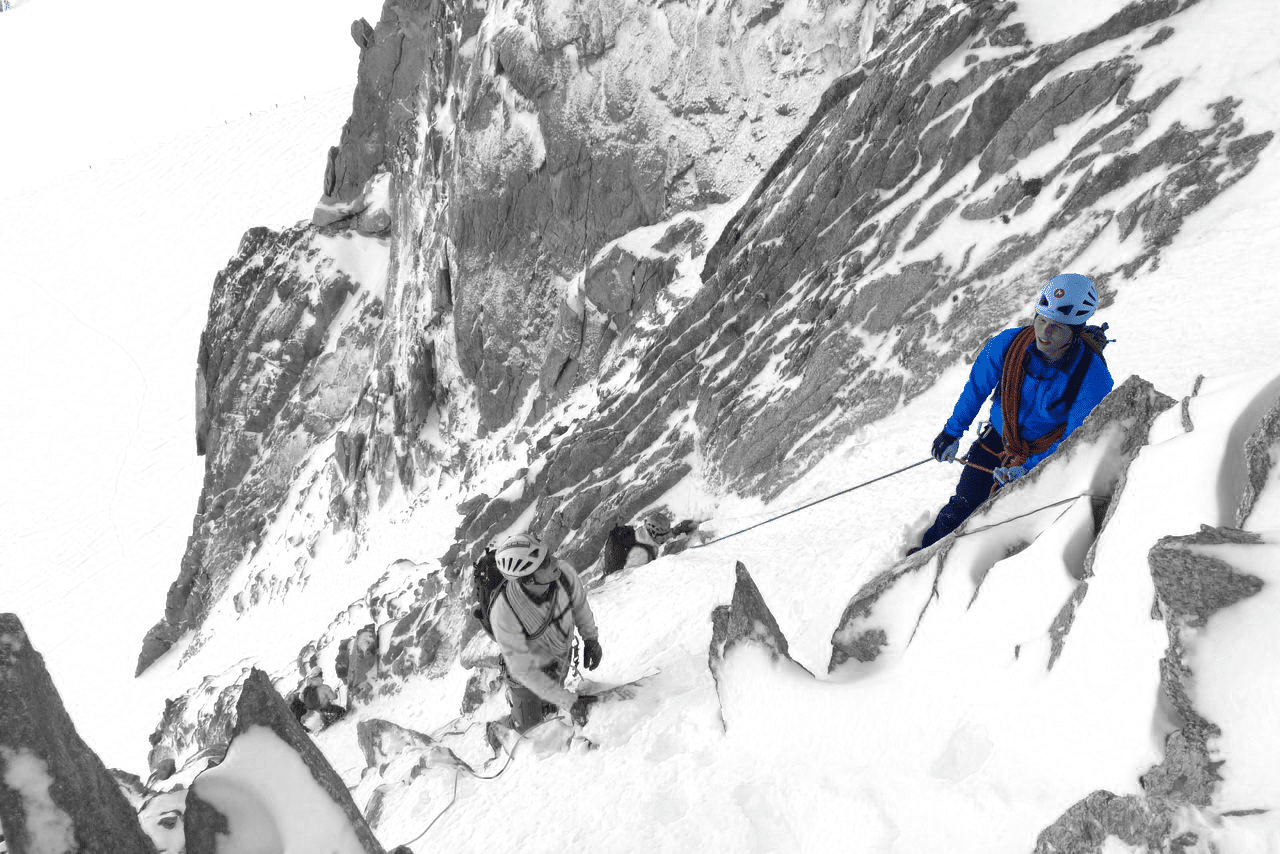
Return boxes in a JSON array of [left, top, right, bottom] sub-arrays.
[[644, 511, 672, 540]]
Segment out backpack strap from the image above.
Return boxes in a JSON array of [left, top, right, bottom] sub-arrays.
[[1050, 340, 1095, 412]]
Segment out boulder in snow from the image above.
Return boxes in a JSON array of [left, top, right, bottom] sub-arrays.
[[709, 562, 811, 727]]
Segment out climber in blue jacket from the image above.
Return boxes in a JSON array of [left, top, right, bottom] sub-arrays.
[[912, 273, 1114, 552]]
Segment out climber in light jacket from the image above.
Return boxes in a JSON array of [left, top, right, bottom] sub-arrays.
[[913, 273, 1114, 553], [490, 531, 603, 732]]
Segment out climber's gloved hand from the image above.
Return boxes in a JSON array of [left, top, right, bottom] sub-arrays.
[[993, 465, 1027, 486], [931, 431, 960, 463], [582, 637, 603, 671], [570, 694, 599, 727]]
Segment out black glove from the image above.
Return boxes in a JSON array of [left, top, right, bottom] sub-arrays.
[[582, 638, 602, 671], [570, 694, 599, 726], [931, 431, 960, 463]]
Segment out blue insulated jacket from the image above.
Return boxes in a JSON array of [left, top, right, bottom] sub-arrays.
[[944, 327, 1114, 471]]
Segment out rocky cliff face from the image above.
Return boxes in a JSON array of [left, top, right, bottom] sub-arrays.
[[142, 0, 1272, 700], [446, 0, 1271, 572], [138, 0, 929, 668]]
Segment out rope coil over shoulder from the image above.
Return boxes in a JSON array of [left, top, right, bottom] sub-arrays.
[[998, 327, 1063, 468]]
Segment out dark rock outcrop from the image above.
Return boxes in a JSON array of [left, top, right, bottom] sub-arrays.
[[351, 17, 374, 51], [185, 668, 385, 854], [708, 562, 809, 727], [1236, 387, 1280, 528], [0, 613, 158, 854], [1032, 791, 1172, 854], [139, 222, 389, 672], [710, 562, 796, 665]]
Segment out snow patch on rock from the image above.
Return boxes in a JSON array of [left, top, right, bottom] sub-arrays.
[[191, 725, 369, 854], [0, 747, 76, 854]]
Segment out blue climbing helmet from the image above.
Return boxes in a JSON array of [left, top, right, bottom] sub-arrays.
[[1034, 273, 1098, 325]]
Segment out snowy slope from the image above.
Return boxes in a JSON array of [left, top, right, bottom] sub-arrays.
[[2, 0, 1280, 851], [0, 0, 382, 768]]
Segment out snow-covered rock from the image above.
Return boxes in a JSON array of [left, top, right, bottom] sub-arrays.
[[185, 668, 384, 854], [138, 225, 392, 672], [0, 614, 157, 854], [108, 0, 1280, 848]]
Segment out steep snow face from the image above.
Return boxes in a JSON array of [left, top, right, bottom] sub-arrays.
[[150, 0, 1280, 749], [144, 0, 942, 661]]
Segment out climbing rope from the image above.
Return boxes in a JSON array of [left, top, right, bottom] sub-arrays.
[[393, 716, 553, 849], [956, 456, 995, 475], [690, 458, 933, 549], [954, 492, 1104, 539]]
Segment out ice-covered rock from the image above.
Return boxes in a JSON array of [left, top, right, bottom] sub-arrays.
[[709, 561, 810, 727], [1034, 524, 1278, 852]]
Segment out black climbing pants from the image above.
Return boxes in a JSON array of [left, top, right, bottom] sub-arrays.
[[505, 658, 567, 733], [920, 426, 1005, 549]]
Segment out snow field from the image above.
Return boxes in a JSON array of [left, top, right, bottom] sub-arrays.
[[0, 84, 362, 769], [320, 365, 1280, 853]]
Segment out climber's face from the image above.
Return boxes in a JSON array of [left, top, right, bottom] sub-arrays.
[[520, 559, 561, 593], [1033, 314, 1074, 361]]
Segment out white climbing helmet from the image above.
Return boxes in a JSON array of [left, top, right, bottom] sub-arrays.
[[495, 532, 549, 579], [1034, 273, 1098, 325]]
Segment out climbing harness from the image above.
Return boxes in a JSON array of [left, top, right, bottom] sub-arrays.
[[690, 458, 933, 549]]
